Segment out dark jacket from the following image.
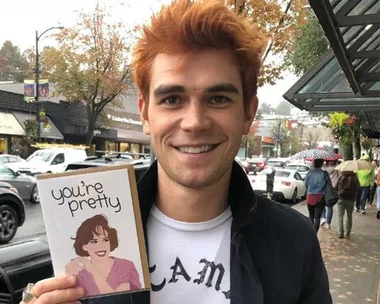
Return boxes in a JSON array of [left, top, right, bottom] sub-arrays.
[[336, 171, 360, 200], [84, 161, 332, 304]]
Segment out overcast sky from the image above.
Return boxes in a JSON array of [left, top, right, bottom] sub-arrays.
[[0, 0, 299, 107]]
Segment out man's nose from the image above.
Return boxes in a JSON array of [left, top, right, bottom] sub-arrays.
[[180, 101, 212, 132]]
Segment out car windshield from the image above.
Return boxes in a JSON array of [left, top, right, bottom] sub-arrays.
[[275, 171, 291, 177], [26, 151, 54, 163]]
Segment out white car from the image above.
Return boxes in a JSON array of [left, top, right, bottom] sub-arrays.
[[249, 169, 307, 203], [0, 154, 26, 172], [14, 148, 87, 175], [285, 163, 310, 179]]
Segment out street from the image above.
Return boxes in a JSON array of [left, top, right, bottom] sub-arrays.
[[11, 202, 47, 243]]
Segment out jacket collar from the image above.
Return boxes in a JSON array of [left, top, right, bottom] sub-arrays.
[[137, 160, 257, 230]]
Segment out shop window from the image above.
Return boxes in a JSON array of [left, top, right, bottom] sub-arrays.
[[0, 137, 8, 154]]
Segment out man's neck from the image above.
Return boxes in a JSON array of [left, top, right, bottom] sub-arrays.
[[155, 166, 231, 223]]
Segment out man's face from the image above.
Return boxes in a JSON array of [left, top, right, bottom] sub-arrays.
[[139, 49, 257, 188]]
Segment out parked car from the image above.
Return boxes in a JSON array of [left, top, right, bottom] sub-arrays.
[[0, 181, 26, 243], [65, 154, 150, 183], [266, 157, 289, 169], [14, 148, 87, 175], [0, 154, 26, 172], [285, 163, 310, 179], [249, 169, 306, 203], [0, 162, 39, 204], [250, 157, 267, 172], [0, 160, 151, 303], [241, 158, 258, 174]]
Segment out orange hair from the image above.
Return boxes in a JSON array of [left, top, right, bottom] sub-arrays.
[[132, 0, 266, 109]]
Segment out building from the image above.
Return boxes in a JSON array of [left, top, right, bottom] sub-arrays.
[[0, 83, 150, 157]]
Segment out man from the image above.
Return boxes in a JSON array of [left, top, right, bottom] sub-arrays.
[[21, 1, 332, 303], [356, 155, 375, 214]]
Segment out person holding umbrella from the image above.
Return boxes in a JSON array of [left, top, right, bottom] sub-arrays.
[[305, 159, 329, 233]]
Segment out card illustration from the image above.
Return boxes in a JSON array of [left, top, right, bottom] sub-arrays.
[[36, 165, 150, 299]]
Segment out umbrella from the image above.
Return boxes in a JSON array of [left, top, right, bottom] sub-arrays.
[[335, 160, 375, 172], [291, 148, 335, 160]]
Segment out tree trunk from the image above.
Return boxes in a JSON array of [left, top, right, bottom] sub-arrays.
[[344, 144, 353, 160]]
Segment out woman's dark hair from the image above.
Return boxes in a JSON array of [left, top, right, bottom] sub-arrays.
[[72, 214, 118, 257], [313, 158, 324, 168]]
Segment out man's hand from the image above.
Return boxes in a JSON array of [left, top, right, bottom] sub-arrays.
[[19, 275, 85, 304]]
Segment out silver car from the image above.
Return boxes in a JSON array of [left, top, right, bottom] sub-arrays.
[[0, 162, 39, 204]]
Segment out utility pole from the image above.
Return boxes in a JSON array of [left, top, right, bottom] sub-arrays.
[[35, 26, 64, 142]]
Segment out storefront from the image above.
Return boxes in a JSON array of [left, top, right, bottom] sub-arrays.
[[0, 112, 25, 155], [105, 110, 150, 157]]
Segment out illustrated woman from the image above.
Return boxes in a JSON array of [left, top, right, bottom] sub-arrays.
[[65, 214, 141, 297]]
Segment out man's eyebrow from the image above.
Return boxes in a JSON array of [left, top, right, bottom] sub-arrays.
[[205, 83, 240, 94], [153, 85, 186, 97]]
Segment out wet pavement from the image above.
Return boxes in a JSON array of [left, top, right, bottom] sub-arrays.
[[292, 202, 380, 304]]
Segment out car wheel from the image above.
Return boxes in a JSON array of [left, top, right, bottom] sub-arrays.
[[291, 188, 298, 204], [0, 204, 19, 244], [30, 185, 40, 204]]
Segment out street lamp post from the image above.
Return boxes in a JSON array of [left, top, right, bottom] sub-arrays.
[[35, 26, 64, 142]]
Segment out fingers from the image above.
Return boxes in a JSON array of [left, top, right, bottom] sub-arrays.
[[30, 275, 85, 304], [35, 288, 84, 304]]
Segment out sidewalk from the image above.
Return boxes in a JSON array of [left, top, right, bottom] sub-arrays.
[[292, 202, 380, 304]]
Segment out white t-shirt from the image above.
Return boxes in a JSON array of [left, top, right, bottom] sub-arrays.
[[147, 205, 232, 304]]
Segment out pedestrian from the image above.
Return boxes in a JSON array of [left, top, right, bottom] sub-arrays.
[[265, 166, 276, 199], [368, 160, 378, 206], [19, 1, 332, 304], [305, 158, 328, 233], [321, 161, 339, 229], [356, 155, 375, 214], [335, 171, 360, 238]]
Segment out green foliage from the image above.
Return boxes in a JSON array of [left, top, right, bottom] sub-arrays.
[[0, 41, 29, 82], [328, 112, 352, 147], [275, 100, 292, 115], [259, 102, 275, 115], [285, 12, 329, 75], [40, 4, 133, 145]]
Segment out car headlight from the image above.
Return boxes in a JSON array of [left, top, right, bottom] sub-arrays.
[[9, 186, 19, 194]]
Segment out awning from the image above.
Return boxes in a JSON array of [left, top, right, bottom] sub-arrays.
[[0, 112, 25, 135], [284, 0, 380, 138], [13, 111, 64, 140], [116, 129, 150, 144]]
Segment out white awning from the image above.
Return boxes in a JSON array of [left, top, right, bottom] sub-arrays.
[[0, 112, 25, 135], [12, 111, 64, 140]]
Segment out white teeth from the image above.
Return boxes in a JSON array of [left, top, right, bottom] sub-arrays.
[[178, 145, 214, 154]]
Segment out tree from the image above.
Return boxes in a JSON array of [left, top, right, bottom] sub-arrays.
[[259, 102, 275, 115], [270, 120, 288, 157], [285, 11, 329, 75], [242, 121, 260, 157], [304, 130, 321, 149], [40, 4, 133, 145], [275, 100, 292, 116], [227, 0, 309, 85], [0, 41, 29, 82]]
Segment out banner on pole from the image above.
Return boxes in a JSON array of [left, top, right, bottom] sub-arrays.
[[24, 80, 35, 102], [38, 79, 49, 100]]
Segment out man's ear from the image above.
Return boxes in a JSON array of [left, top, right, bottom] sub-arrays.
[[242, 96, 258, 135], [138, 93, 150, 135]]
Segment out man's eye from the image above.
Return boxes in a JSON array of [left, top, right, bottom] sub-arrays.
[[210, 96, 230, 104], [163, 97, 180, 105]]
